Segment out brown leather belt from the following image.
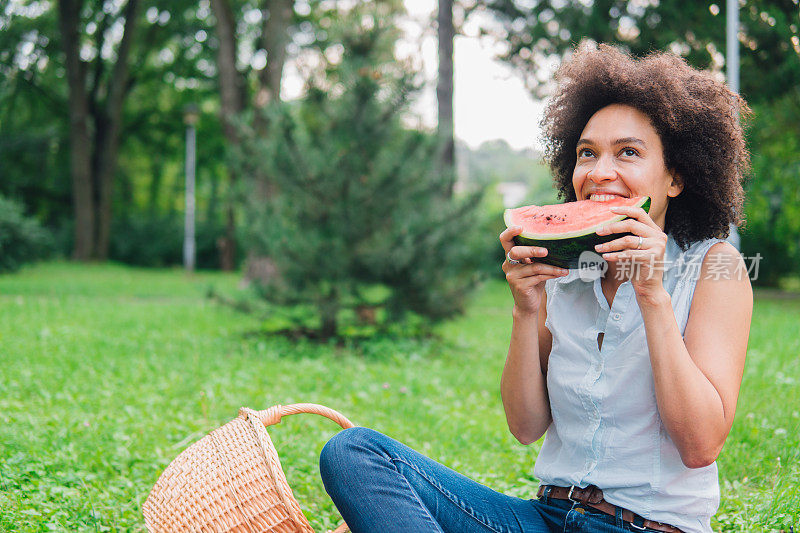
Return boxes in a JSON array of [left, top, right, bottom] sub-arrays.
[[537, 485, 684, 533]]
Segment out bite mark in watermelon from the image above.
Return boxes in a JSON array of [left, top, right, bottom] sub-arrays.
[[504, 196, 652, 269]]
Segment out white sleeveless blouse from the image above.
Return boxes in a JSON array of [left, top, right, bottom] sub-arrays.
[[536, 234, 726, 533]]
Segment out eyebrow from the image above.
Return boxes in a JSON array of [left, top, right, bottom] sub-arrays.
[[576, 137, 647, 148]]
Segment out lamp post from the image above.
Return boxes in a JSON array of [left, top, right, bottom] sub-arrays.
[[726, 0, 741, 251], [183, 104, 199, 271], [726, 0, 739, 95]]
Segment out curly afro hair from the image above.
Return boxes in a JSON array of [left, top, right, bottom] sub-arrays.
[[541, 42, 750, 249]]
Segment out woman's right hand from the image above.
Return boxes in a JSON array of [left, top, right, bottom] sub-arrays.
[[500, 226, 569, 315]]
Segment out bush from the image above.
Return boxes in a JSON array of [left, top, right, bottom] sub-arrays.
[[109, 212, 233, 269], [0, 195, 53, 272], [740, 94, 800, 286]]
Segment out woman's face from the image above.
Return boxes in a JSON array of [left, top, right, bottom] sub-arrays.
[[572, 103, 683, 230]]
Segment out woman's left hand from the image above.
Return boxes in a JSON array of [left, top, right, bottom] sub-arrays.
[[593, 205, 668, 301]]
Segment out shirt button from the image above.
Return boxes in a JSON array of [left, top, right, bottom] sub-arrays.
[[612, 313, 621, 321]]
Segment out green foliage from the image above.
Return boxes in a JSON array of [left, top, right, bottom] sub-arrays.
[[0, 264, 798, 530], [0, 195, 53, 272], [470, 187, 514, 280], [0, 0, 409, 269], [0, 0, 231, 262], [740, 93, 800, 286], [235, 8, 486, 338], [0, 4, 71, 227], [109, 211, 236, 270], [481, 0, 799, 106]]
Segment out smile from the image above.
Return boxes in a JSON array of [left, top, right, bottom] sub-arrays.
[[587, 193, 629, 201]]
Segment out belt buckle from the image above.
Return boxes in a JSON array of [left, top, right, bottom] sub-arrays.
[[567, 485, 578, 503], [628, 520, 647, 531]]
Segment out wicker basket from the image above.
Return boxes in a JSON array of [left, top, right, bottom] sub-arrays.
[[143, 403, 354, 533]]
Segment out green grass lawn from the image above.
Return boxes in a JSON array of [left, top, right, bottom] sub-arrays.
[[0, 262, 797, 532]]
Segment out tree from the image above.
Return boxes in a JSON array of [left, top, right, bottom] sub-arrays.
[[2, 0, 390, 269], [208, 0, 245, 270], [208, 0, 336, 269], [437, 0, 455, 195], [58, 0, 141, 260], [235, 5, 484, 338], [257, 0, 293, 107], [479, 0, 800, 104], [0, 6, 72, 230], [738, 92, 800, 285], [2, 1, 236, 266]]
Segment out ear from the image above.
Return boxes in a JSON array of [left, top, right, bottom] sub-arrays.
[[667, 171, 684, 198]]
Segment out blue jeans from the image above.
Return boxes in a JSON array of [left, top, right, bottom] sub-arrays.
[[320, 427, 662, 533]]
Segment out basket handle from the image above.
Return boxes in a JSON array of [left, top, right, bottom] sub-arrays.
[[244, 403, 356, 430], [243, 404, 355, 533]]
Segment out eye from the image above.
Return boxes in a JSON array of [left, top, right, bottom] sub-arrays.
[[578, 148, 595, 158], [620, 147, 639, 157]]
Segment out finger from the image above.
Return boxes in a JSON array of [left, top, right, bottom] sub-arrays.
[[594, 234, 648, 254], [515, 272, 572, 288], [506, 262, 569, 281], [608, 206, 660, 230], [596, 218, 656, 237], [507, 245, 549, 263], [502, 253, 524, 273], [509, 274, 570, 294], [506, 266, 568, 283], [499, 226, 523, 253]]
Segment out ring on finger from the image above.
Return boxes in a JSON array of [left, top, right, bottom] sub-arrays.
[[636, 236, 643, 250], [506, 252, 521, 265]]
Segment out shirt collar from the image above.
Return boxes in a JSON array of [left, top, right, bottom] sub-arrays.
[[663, 232, 685, 273]]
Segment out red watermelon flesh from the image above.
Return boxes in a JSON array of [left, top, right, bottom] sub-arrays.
[[505, 196, 649, 240], [503, 196, 651, 268]]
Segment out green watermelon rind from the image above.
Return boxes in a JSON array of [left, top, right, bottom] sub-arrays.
[[504, 197, 651, 269]]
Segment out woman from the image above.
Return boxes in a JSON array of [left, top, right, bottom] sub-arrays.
[[319, 43, 752, 533]]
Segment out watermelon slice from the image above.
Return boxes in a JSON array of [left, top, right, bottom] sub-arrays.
[[503, 196, 651, 269]]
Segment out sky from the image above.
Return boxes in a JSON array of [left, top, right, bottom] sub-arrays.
[[399, 0, 546, 151], [269, 0, 546, 152]]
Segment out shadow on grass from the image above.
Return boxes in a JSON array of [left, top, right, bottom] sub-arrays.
[[208, 285, 452, 357], [236, 326, 451, 361]]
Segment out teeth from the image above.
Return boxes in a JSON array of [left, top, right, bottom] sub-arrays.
[[589, 194, 623, 202]]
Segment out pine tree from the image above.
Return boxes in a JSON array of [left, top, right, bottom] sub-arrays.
[[235, 5, 484, 339]]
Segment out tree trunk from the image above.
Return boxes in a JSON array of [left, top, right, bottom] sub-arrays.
[[211, 0, 244, 144], [437, 0, 455, 196], [94, 0, 141, 260], [60, 0, 140, 261], [58, 0, 94, 260], [251, 0, 292, 199], [240, 0, 294, 278], [256, 0, 292, 108], [211, 0, 245, 271]]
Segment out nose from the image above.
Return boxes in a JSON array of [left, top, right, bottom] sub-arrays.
[[587, 154, 617, 182]]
